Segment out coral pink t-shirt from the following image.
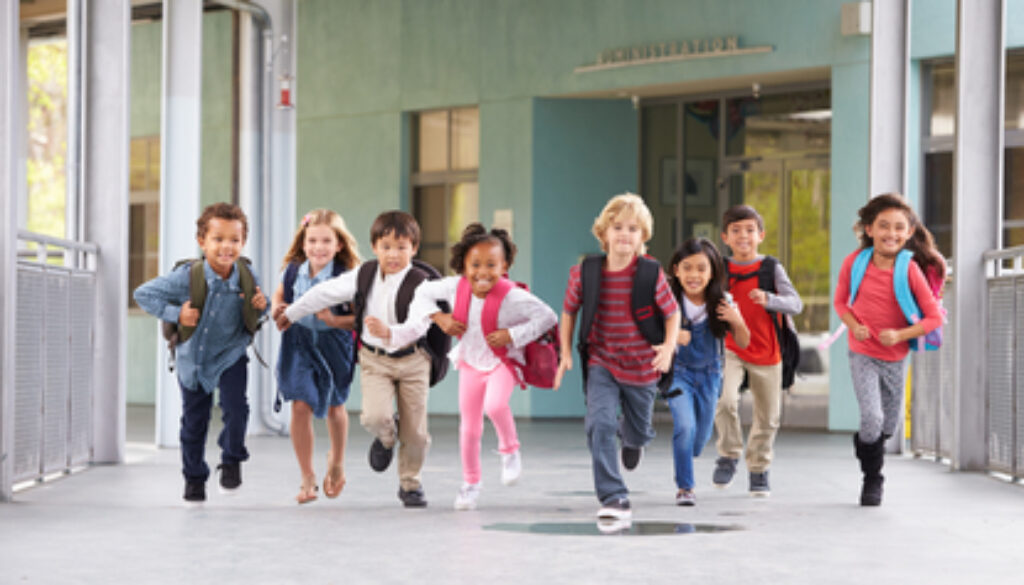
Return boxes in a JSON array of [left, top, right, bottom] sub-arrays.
[[833, 250, 943, 361]]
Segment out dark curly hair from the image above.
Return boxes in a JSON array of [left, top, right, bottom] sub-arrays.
[[449, 223, 517, 274], [668, 237, 730, 339], [196, 202, 248, 240]]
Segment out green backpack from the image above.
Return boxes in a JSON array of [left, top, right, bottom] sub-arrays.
[[161, 257, 262, 371]]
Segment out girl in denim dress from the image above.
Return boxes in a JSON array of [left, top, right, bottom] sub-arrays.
[[271, 210, 361, 504], [665, 238, 749, 506]]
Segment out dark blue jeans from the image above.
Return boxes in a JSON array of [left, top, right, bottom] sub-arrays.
[[179, 356, 250, 482], [584, 365, 657, 505]]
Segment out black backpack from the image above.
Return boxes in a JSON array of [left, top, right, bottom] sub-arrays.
[[161, 257, 263, 372], [577, 254, 673, 394], [352, 259, 452, 387], [725, 255, 800, 390]]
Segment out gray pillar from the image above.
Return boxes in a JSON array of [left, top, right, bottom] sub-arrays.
[[157, 0, 204, 447], [0, 0, 19, 502], [952, 0, 1004, 471], [83, 0, 131, 463], [869, 0, 910, 198]]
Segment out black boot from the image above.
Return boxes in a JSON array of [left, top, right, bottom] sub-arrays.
[[853, 433, 885, 506]]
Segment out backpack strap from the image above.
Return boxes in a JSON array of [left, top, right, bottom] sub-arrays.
[[577, 255, 604, 350], [453, 276, 473, 327], [632, 255, 665, 345], [758, 255, 778, 294], [352, 260, 378, 337], [396, 264, 430, 324], [893, 249, 923, 351], [177, 259, 208, 343], [282, 261, 301, 304], [235, 257, 261, 335], [848, 247, 874, 305]]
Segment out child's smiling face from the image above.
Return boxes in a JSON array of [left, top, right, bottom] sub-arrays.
[[372, 232, 418, 276], [604, 211, 644, 258], [198, 217, 245, 278], [865, 207, 914, 258], [464, 241, 508, 298], [675, 252, 713, 302], [303, 224, 341, 276], [721, 219, 764, 261]]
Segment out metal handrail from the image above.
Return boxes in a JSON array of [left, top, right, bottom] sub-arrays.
[[17, 230, 98, 254]]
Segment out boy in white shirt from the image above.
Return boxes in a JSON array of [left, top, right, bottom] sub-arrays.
[[275, 210, 440, 508]]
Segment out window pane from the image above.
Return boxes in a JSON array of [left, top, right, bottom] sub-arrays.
[[413, 185, 448, 272], [451, 108, 479, 170], [1005, 147, 1024, 247], [923, 152, 953, 257], [1007, 58, 1024, 130], [788, 168, 831, 333], [449, 182, 479, 243], [26, 38, 68, 238], [930, 65, 955, 137], [726, 90, 831, 157], [417, 111, 449, 172]]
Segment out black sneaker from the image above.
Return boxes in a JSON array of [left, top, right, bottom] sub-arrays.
[[712, 457, 738, 488], [183, 480, 206, 504], [398, 487, 428, 508], [621, 446, 643, 471], [597, 497, 632, 520], [749, 470, 770, 497], [217, 462, 242, 494], [369, 439, 395, 472]]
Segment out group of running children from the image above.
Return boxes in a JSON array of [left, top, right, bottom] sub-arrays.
[[133, 191, 944, 521]]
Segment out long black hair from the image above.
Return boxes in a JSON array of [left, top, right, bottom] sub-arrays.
[[668, 237, 730, 339], [449, 223, 517, 274]]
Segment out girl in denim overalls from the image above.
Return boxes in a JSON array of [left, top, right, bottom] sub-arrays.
[[666, 238, 749, 506], [271, 210, 361, 504]]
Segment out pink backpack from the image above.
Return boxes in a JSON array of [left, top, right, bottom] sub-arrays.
[[452, 276, 560, 389]]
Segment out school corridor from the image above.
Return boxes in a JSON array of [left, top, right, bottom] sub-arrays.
[[0, 407, 1020, 585]]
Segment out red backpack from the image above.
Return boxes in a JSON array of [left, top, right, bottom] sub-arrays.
[[452, 276, 560, 389]]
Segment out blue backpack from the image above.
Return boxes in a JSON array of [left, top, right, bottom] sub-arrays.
[[848, 247, 940, 351]]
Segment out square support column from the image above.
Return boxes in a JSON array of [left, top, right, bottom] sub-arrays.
[[83, 0, 132, 463], [157, 0, 204, 447], [952, 0, 1005, 471], [869, 0, 910, 198], [0, 0, 20, 501]]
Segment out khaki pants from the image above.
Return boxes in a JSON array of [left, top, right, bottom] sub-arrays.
[[714, 350, 782, 473], [358, 346, 432, 491]]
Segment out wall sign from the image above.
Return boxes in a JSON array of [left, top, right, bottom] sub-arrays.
[[575, 36, 773, 73]]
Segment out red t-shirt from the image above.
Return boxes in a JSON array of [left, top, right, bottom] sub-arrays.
[[724, 259, 780, 366], [833, 250, 943, 361], [563, 257, 678, 386]]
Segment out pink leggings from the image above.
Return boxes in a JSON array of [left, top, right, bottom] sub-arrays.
[[458, 361, 520, 485]]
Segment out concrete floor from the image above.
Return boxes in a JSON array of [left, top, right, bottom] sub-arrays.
[[2, 407, 1023, 585]]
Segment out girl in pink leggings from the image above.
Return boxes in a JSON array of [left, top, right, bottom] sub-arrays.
[[378, 223, 557, 510]]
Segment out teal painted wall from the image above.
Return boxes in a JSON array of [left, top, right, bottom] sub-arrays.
[[531, 98, 639, 417]]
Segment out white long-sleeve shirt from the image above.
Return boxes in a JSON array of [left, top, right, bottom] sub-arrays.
[[389, 276, 558, 372], [283, 262, 414, 352]]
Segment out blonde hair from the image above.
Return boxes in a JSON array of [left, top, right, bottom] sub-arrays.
[[280, 209, 361, 271], [591, 192, 653, 255]]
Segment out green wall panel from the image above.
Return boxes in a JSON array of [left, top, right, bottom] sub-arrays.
[[828, 62, 870, 432], [531, 98, 638, 417], [399, 0, 481, 110], [130, 22, 161, 138]]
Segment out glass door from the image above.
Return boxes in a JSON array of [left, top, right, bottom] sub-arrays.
[[722, 155, 830, 334]]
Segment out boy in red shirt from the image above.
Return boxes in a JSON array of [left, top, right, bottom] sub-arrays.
[[713, 205, 803, 496], [554, 193, 679, 522]]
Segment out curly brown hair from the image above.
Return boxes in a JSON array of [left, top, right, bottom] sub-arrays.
[[196, 202, 248, 240]]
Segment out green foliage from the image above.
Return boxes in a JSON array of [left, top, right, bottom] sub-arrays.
[[26, 40, 68, 239]]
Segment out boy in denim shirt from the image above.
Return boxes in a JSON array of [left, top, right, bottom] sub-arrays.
[[134, 203, 268, 504]]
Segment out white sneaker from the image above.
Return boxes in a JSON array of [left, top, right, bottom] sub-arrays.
[[453, 482, 481, 510], [501, 451, 522, 486]]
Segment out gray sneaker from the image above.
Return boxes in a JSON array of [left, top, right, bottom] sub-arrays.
[[712, 457, 738, 488], [749, 470, 770, 497]]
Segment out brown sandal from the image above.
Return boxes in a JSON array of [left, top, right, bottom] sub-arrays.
[[323, 464, 346, 499], [296, 473, 318, 504]]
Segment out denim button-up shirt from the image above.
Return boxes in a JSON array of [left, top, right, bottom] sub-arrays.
[[134, 260, 267, 393], [287, 259, 337, 335]]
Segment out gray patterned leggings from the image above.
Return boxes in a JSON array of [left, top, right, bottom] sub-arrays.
[[849, 352, 907, 443]]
